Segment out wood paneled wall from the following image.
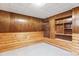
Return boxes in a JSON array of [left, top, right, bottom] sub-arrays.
[[42, 22, 50, 38], [49, 17, 55, 39], [0, 10, 44, 52], [0, 32, 43, 52], [72, 7, 79, 54], [0, 10, 43, 32], [46, 7, 79, 55], [47, 10, 72, 52], [0, 11, 10, 32], [1, 7, 79, 54]]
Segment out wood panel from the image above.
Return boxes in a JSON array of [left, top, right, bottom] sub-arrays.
[[49, 10, 72, 20], [0, 32, 43, 52], [44, 38, 72, 52], [0, 11, 10, 32], [72, 7, 79, 33], [31, 17, 43, 31], [42, 22, 50, 38], [0, 10, 43, 32], [10, 13, 29, 32], [10, 13, 43, 32], [72, 7, 79, 55], [49, 17, 55, 39]]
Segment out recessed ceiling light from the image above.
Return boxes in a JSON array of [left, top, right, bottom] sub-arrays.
[[33, 3, 46, 6]]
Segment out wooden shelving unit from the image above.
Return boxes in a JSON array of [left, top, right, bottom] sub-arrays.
[[49, 7, 79, 54], [55, 16, 72, 41]]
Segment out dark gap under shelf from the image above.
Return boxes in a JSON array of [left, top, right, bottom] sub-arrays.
[[56, 35, 72, 41]]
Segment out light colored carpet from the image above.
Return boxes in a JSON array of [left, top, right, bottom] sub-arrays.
[[0, 43, 73, 56]]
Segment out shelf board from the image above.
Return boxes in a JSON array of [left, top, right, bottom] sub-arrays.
[[55, 22, 72, 25], [64, 28, 72, 30], [55, 38, 72, 42], [55, 33, 72, 36], [64, 22, 72, 24], [55, 23, 63, 25]]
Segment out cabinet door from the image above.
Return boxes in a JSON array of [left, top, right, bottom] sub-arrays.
[[0, 11, 10, 32]]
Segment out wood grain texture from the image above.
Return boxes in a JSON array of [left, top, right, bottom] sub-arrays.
[[72, 7, 79, 33], [72, 7, 79, 55], [49, 17, 55, 39], [44, 38, 72, 52], [0, 10, 44, 52], [0, 10, 43, 32], [0, 7, 79, 55], [48, 10, 72, 20], [0, 32, 43, 52], [10, 13, 43, 32], [42, 22, 50, 38], [0, 11, 10, 32], [48, 7, 79, 55]]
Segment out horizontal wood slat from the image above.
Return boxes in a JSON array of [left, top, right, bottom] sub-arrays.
[[0, 32, 43, 52]]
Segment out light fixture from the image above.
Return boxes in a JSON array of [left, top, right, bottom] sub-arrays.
[[33, 3, 46, 6]]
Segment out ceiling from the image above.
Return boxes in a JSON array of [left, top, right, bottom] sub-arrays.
[[0, 3, 79, 19]]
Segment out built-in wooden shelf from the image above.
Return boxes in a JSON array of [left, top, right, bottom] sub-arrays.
[[49, 7, 79, 54], [64, 28, 72, 30], [55, 33, 72, 36], [55, 23, 63, 25], [55, 38, 72, 43], [55, 16, 72, 41], [64, 22, 72, 24]]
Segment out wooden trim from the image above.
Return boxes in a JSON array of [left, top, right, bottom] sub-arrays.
[[48, 10, 72, 20]]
